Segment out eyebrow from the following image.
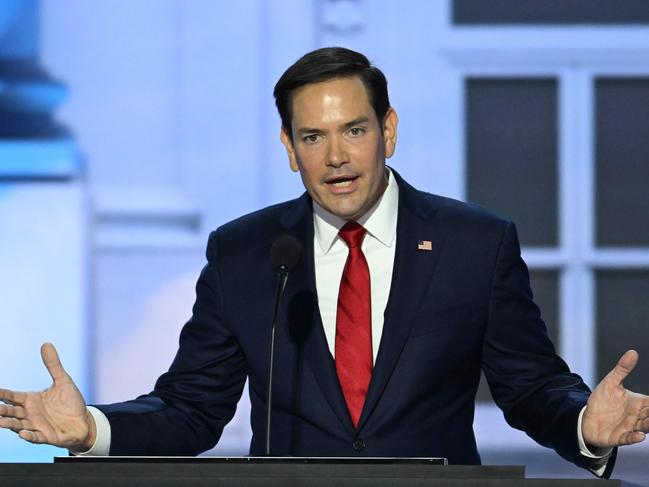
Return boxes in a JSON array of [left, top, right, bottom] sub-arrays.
[[296, 117, 371, 136], [342, 117, 370, 130]]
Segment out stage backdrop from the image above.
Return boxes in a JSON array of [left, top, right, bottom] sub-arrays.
[[1, 0, 649, 474]]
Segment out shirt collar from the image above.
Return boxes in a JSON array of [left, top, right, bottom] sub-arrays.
[[313, 167, 399, 254]]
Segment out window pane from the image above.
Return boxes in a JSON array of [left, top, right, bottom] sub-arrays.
[[596, 270, 649, 393], [466, 78, 558, 247], [477, 270, 560, 403], [454, 0, 649, 25], [596, 78, 649, 247]]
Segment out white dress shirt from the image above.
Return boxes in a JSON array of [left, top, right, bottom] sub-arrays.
[[313, 167, 398, 362]]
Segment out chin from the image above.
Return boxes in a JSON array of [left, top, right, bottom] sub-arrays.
[[321, 195, 366, 220]]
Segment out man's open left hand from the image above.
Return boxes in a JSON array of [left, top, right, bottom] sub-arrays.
[[582, 349, 649, 448]]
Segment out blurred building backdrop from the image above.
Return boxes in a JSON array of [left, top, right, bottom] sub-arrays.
[[1, 0, 648, 482]]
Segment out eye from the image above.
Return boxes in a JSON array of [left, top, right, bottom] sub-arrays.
[[347, 127, 365, 137], [303, 134, 321, 144]]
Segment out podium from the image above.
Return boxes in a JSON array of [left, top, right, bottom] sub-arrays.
[[0, 457, 635, 486]]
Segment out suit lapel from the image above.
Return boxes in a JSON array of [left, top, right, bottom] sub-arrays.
[[357, 175, 447, 431], [280, 195, 356, 435]]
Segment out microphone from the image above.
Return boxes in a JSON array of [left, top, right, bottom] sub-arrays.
[[271, 235, 303, 274], [266, 235, 303, 455]]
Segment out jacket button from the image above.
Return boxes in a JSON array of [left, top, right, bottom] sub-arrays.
[[352, 438, 366, 451]]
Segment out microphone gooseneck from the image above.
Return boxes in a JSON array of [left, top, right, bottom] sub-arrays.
[[266, 235, 303, 456]]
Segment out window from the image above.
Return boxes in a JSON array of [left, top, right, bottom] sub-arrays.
[[453, 0, 649, 25]]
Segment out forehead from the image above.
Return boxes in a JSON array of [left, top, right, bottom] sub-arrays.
[[290, 77, 374, 128]]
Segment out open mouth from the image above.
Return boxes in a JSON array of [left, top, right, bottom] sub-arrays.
[[325, 175, 358, 188]]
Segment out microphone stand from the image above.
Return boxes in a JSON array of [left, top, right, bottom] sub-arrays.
[[266, 265, 289, 456]]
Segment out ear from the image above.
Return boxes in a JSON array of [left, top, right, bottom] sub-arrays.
[[280, 127, 300, 172], [382, 107, 398, 159]]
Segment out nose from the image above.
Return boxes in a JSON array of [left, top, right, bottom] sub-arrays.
[[326, 136, 349, 167]]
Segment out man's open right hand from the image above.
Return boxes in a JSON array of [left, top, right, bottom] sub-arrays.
[[0, 342, 95, 452]]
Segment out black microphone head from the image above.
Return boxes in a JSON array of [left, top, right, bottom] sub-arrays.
[[271, 235, 303, 272]]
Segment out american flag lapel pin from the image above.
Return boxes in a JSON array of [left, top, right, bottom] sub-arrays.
[[417, 240, 433, 251]]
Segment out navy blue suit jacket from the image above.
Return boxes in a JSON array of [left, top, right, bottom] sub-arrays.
[[97, 171, 610, 473]]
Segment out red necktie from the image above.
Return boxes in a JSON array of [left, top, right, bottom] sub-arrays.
[[335, 221, 372, 428]]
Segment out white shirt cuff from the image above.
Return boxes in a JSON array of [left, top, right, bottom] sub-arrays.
[[577, 405, 613, 476], [71, 406, 111, 456]]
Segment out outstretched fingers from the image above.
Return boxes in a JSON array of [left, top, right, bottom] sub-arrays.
[[18, 429, 48, 445], [636, 417, 649, 434], [0, 388, 25, 407], [0, 416, 34, 434], [0, 392, 34, 437], [0, 404, 26, 419], [619, 430, 646, 446], [0, 417, 19, 432], [619, 403, 649, 444], [638, 403, 649, 418]]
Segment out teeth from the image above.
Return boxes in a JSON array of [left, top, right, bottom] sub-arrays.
[[331, 180, 353, 187]]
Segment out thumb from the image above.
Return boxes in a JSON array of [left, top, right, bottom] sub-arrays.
[[40, 342, 68, 384], [609, 349, 639, 386]]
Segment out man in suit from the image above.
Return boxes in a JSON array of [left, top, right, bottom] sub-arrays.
[[1, 47, 648, 478]]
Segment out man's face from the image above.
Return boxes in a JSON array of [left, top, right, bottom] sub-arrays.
[[280, 76, 398, 221]]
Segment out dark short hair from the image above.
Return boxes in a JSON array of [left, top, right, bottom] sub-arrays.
[[273, 47, 390, 139]]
